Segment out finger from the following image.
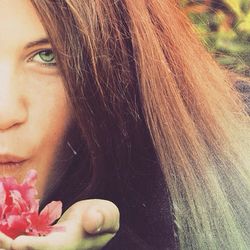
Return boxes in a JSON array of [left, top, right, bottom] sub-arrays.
[[11, 232, 115, 250], [11, 213, 110, 250], [77, 233, 115, 250], [73, 199, 120, 235], [11, 220, 84, 250], [57, 199, 120, 235], [11, 235, 58, 250], [11, 232, 79, 250], [0, 232, 12, 249]]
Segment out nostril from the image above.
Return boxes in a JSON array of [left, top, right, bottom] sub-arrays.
[[0, 105, 27, 130]]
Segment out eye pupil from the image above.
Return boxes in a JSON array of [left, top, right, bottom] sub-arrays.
[[39, 50, 55, 63]]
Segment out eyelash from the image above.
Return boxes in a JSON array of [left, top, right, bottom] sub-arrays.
[[28, 49, 57, 68]]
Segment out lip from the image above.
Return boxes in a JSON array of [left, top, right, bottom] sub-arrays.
[[0, 154, 27, 164]]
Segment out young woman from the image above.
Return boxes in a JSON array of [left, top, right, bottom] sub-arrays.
[[0, 0, 249, 249]]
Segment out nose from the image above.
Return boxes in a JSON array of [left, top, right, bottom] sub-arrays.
[[0, 62, 27, 131]]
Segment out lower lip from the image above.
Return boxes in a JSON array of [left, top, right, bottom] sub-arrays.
[[0, 160, 27, 169]]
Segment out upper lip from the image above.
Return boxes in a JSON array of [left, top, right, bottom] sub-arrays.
[[0, 154, 27, 164]]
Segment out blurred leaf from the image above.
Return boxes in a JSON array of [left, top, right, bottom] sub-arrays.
[[181, 0, 250, 75], [223, 0, 243, 18], [237, 13, 250, 32]]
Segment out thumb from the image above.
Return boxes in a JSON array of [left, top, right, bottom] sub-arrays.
[[58, 199, 120, 235]]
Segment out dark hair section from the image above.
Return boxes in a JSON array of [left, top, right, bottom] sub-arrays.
[[33, 1, 175, 248]]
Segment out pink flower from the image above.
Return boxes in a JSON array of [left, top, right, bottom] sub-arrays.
[[0, 170, 63, 239]]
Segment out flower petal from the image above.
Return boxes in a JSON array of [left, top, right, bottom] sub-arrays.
[[40, 201, 62, 225], [6, 214, 28, 238], [0, 170, 63, 238], [23, 169, 37, 186], [0, 182, 6, 205]]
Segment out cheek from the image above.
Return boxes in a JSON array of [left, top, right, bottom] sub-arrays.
[[23, 73, 72, 194], [28, 74, 71, 141]]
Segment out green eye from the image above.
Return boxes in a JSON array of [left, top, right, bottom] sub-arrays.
[[32, 49, 56, 66], [39, 50, 55, 62]]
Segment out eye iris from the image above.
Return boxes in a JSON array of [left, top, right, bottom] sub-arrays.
[[39, 51, 55, 63]]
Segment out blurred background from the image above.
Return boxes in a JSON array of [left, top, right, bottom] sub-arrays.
[[180, 0, 250, 76]]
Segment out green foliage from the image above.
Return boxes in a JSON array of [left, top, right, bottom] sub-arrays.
[[181, 0, 250, 75]]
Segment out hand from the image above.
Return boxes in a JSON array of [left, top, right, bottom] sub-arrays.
[[0, 199, 120, 250], [0, 232, 12, 250]]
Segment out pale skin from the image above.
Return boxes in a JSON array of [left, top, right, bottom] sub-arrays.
[[0, 0, 119, 249]]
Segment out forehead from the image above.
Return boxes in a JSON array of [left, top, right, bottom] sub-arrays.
[[0, 0, 47, 49]]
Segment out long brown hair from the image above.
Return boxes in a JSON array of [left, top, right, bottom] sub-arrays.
[[32, 0, 250, 249]]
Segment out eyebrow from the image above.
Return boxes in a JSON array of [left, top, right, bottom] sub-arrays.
[[24, 38, 51, 50]]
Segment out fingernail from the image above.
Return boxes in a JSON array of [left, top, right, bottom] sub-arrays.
[[94, 211, 104, 233]]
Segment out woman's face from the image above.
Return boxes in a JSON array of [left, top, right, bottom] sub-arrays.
[[0, 0, 72, 197]]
